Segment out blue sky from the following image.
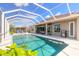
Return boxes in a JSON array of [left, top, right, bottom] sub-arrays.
[[0, 3, 79, 27]]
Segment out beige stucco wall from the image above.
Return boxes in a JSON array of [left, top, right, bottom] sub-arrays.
[[52, 19, 77, 39]]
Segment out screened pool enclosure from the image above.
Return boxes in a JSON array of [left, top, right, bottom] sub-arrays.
[[0, 3, 79, 41], [0, 3, 79, 56]]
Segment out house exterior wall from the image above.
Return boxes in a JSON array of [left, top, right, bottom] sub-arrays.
[[52, 19, 77, 39], [15, 27, 26, 33], [35, 16, 79, 40]]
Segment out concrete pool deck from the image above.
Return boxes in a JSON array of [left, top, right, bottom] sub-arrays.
[[0, 33, 79, 56], [0, 35, 13, 49], [32, 34, 79, 56]]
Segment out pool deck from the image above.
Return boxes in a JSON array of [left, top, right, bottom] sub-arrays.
[[0, 35, 13, 50], [0, 33, 79, 56], [32, 33, 79, 56]]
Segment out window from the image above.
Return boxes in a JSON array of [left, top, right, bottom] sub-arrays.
[[54, 23, 60, 32]]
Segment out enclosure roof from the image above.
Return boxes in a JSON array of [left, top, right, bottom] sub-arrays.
[[1, 3, 79, 27]]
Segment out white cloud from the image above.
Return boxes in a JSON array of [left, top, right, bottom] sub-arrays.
[[55, 12, 61, 15], [45, 15, 50, 18], [14, 3, 29, 7]]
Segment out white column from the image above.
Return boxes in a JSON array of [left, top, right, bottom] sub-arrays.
[[26, 27, 27, 33], [45, 24, 48, 35], [34, 25, 36, 33], [1, 12, 5, 41], [5, 20, 10, 37], [76, 17, 79, 40]]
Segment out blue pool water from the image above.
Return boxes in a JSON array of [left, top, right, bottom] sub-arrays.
[[13, 34, 68, 56]]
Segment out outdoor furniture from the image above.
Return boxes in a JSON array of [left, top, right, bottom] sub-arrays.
[[61, 30, 68, 38]]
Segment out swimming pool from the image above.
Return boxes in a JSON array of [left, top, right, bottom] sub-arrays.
[[13, 34, 68, 56]]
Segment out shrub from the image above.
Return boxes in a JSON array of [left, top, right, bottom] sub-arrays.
[[0, 43, 38, 56], [9, 31, 14, 35]]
